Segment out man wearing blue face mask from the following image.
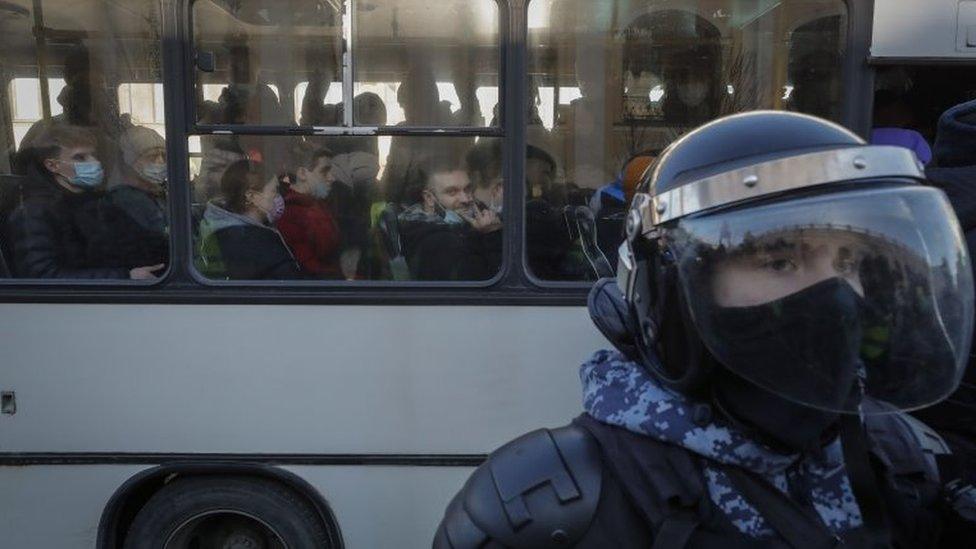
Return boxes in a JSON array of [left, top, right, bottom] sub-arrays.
[[397, 154, 500, 280], [5, 125, 163, 279]]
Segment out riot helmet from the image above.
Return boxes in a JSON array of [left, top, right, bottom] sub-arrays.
[[617, 111, 974, 417]]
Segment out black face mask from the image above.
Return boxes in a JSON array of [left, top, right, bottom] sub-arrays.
[[709, 277, 865, 452], [713, 367, 844, 454]]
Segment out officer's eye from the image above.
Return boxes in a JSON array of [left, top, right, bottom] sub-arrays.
[[762, 257, 798, 273]]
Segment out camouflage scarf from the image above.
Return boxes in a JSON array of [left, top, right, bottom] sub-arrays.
[[581, 349, 863, 538]]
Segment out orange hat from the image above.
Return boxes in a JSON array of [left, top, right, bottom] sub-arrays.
[[621, 153, 656, 204]]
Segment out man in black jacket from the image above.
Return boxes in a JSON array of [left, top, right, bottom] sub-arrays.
[[397, 155, 501, 281], [916, 98, 976, 472], [5, 124, 162, 279], [435, 112, 976, 548]]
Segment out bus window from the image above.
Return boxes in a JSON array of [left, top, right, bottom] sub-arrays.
[[0, 0, 168, 281], [191, 135, 502, 283], [525, 0, 848, 281], [10, 77, 65, 148], [354, 0, 501, 127], [118, 83, 166, 141], [192, 0, 343, 126]]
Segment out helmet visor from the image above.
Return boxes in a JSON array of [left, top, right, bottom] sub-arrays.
[[670, 185, 974, 414]]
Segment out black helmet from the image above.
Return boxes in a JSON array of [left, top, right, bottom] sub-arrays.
[[616, 110, 974, 415]]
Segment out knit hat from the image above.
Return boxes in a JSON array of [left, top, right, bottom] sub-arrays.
[[932, 99, 976, 168], [120, 125, 165, 167]]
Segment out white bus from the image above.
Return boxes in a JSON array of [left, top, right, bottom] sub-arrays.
[[0, 0, 964, 547]]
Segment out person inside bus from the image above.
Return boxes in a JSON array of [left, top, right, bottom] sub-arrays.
[[195, 39, 290, 201], [19, 46, 124, 185], [556, 40, 610, 188], [661, 49, 722, 126], [275, 144, 341, 279], [787, 17, 845, 122], [870, 89, 933, 165], [914, 98, 976, 472], [397, 154, 499, 280], [89, 123, 169, 271], [5, 125, 162, 279], [466, 140, 588, 281], [382, 64, 476, 204], [327, 92, 386, 279], [197, 160, 302, 280]]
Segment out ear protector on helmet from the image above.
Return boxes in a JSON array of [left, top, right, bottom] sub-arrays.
[[617, 198, 712, 394]]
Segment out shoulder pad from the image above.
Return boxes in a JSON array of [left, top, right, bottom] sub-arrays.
[[433, 424, 603, 548], [865, 408, 948, 484]]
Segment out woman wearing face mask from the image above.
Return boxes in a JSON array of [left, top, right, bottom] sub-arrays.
[[275, 145, 342, 279], [91, 125, 170, 271], [197, 160, 302, 280], [5, 124, 162, 279]]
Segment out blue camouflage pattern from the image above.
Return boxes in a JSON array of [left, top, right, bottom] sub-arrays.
[[581, 349, 863, 539]]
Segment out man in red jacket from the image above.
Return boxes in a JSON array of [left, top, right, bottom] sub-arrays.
[[276, 144, 341, 278]]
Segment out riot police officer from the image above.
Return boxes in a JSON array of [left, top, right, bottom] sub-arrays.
[[434, 111, 976, 548]]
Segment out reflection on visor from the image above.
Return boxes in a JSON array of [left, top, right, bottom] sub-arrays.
[[709, 229, 869, 308], [670, 186, 974, 414]]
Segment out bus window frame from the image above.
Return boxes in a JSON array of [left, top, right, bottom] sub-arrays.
[[0, 0, 174, 289], [187, 0, 506, 134], [0, 0, 874, 306], [182, 0, 510, 289]]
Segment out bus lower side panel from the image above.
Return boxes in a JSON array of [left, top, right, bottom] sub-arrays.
[[0, 464, 146, 548], [0, 463, 473, 548], [282, 465, 472, 547]]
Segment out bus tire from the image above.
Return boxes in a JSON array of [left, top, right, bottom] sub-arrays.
[[122, 475, 332, 549]]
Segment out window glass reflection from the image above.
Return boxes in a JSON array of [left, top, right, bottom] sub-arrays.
[[526, 0, 848, 281], [0, 0, 168, 281], [354, 0, 500, 127], [192, 0, 343, 126]]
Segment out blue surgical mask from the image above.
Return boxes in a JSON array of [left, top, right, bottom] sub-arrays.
[[268, 194, 286, 224], [442, 209, 465, 225], [310, 179, 332, 199], [70, 161, 104, 188], [138, 162, 168, 185]]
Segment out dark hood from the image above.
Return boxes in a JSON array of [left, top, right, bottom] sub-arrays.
[[23, 163, 77, 202], [927, 100, 976, 232], [932, 99, 976, 169]]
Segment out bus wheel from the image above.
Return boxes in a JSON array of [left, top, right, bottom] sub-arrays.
[[122, 476, 332, 549]]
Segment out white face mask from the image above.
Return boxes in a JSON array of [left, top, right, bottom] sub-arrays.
[[139, 162, 167, 185], [489, 184, 504, 215], [677, 81, 709, 107], [310, 178, 332, 199]]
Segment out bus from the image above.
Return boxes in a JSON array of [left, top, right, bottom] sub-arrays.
[[0, 0, 967, 547]]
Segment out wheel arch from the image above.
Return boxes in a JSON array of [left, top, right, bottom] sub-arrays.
[[96, 461, 344, 549]]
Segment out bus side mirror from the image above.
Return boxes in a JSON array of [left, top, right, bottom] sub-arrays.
[[196, 50, 216, 73]]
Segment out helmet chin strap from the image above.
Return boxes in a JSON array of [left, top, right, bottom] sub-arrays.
[[839, 413, 893, 547]]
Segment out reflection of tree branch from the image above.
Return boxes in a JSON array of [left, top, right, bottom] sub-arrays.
[[321, 0, 343, 14], [720, 51, 757, 116]]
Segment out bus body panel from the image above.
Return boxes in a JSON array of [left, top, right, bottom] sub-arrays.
[[0, 304, 604, 454], [873, 0, 976, 59], [0, 465, 145, 548], [283, 465, 473, 548]]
